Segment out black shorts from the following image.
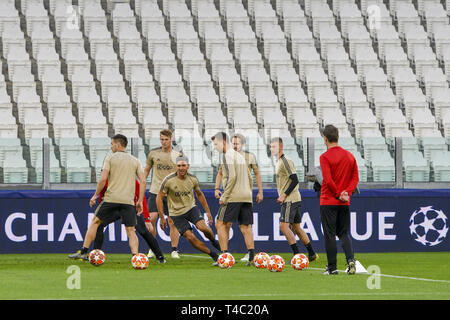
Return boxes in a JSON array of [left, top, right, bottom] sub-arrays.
[[148, 192, 169, 216], [171, 206, 204, 236], [95, 202, 137, 227], [217, 202, 253, 225], [280, 201, 302, 224]]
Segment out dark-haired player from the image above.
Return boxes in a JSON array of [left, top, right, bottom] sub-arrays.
[[211, 132, 256, 266], [214, 133, 263, 262], [319, 124, 359, 275], [92, 177, 166, 263], [69, 134, 145, 260]]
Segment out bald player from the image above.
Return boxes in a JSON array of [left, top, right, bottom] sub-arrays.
[[157, 156, 221, 264]]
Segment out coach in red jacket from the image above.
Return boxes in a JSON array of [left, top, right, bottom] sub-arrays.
[[319, 125, 359, 275]]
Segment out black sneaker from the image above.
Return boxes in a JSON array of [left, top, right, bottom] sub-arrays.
[[322, 266, 338, 275], [246, 261, 255, 267], [309, 253, 319, 262], [68, 250, 88, 261], [347, 260, 356, 275]]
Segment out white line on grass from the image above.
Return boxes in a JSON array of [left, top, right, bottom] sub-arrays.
[[182, 254, 450, 284], [46, 291, 449, 300]]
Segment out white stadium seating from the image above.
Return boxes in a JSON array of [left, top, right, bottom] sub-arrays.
[[0, 0, 448, 184]]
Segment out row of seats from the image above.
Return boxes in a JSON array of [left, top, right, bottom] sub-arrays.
[[0, 0, 449, 184]]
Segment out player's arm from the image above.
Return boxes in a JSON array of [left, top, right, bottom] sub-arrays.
[[219, 157, 237, 204], [195, 188, 213, 226], [214, 167, 223, 199], [156, 191, 168, 229], [319, 155, 340, 199], [343, 157, 359, 200], [278, 158, 299, 203], [90, 159, 109, 207], [253, 166, 263, 203], [136, 169, 147, 215], [143, 152, 153, 180]]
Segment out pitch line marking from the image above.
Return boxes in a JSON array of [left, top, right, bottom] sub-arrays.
[[45, 291, 450, 300], [182, 254, 450, 284]]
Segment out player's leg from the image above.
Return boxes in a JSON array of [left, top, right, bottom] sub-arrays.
[[120, 204, 139, 255], [288, 202, 318, 261], [320, 205, 339, 274], [68, 216, 102, 260], [69, 202, 117, 259], [93, 213, 121, 250], [238, 203, 255, 265], [147, 193, 159, 238], [172, 212, 218, 263], [148, 212, 158, 237], [93, 221, 107, 250], [135, 214, 166, 263], [183, 230, 218, 262], [215, 203, 236, 253], [336, 206, 355, 274], [279, 202, 301, 255], [125, 226, 139, 255], [215, 220, 232, 253], [194, 219, 221, 251], [168, 217, 181, 258]]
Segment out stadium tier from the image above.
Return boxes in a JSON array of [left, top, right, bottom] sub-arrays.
[[0, 0, 449, 185]]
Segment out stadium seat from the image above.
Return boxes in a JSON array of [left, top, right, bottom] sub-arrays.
[[0, 0, 448, 185]]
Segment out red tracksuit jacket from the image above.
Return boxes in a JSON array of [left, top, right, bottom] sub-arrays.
[[319, 146, 359, 206]]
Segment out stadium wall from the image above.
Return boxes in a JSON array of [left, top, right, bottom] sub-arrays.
[[0, 189, 449, 254]]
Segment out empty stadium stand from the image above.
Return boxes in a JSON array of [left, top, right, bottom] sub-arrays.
[[0, 0, 449, 185]]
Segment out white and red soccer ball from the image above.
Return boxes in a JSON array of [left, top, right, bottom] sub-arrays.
[[253, 252, 270, 269], [131, 253, 149, 270], [268, 255, 285, 272], [217, 253, 235, 269], [88, 249, 106, 266], [291, 253, 309, 270]]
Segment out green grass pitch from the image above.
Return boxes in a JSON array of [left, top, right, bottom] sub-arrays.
[[0, 252, 449, 300]]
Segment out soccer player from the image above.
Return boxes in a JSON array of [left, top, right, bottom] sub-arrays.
[[144, 129, 183, 259], [211, 132, 256, 266], [92, 177, 166, 264], [214, 133, 263, 262], [270, 137, 318, 262], [157, 156, 221, 264], [69, 134, 145, 260], [319, 125, 359, 275]]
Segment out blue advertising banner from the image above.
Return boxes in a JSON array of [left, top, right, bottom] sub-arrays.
[[0, 189, 449, 254]]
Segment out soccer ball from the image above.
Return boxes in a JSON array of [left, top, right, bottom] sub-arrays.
[[88, 249, 106, 266], [131, 253, 149, 270], [217, 253, 235, 269], [253, 252, 270, 269], [291, 253, 309, 270], [409, 206, 449, 246], [268, 255, 285, 272]]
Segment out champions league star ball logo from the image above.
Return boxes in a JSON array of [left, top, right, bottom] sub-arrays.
[[409, 206, 449, 246]]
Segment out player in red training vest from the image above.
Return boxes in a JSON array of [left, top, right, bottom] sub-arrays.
[[319, 125, 359, 275], [94, 178, 166, 263]]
